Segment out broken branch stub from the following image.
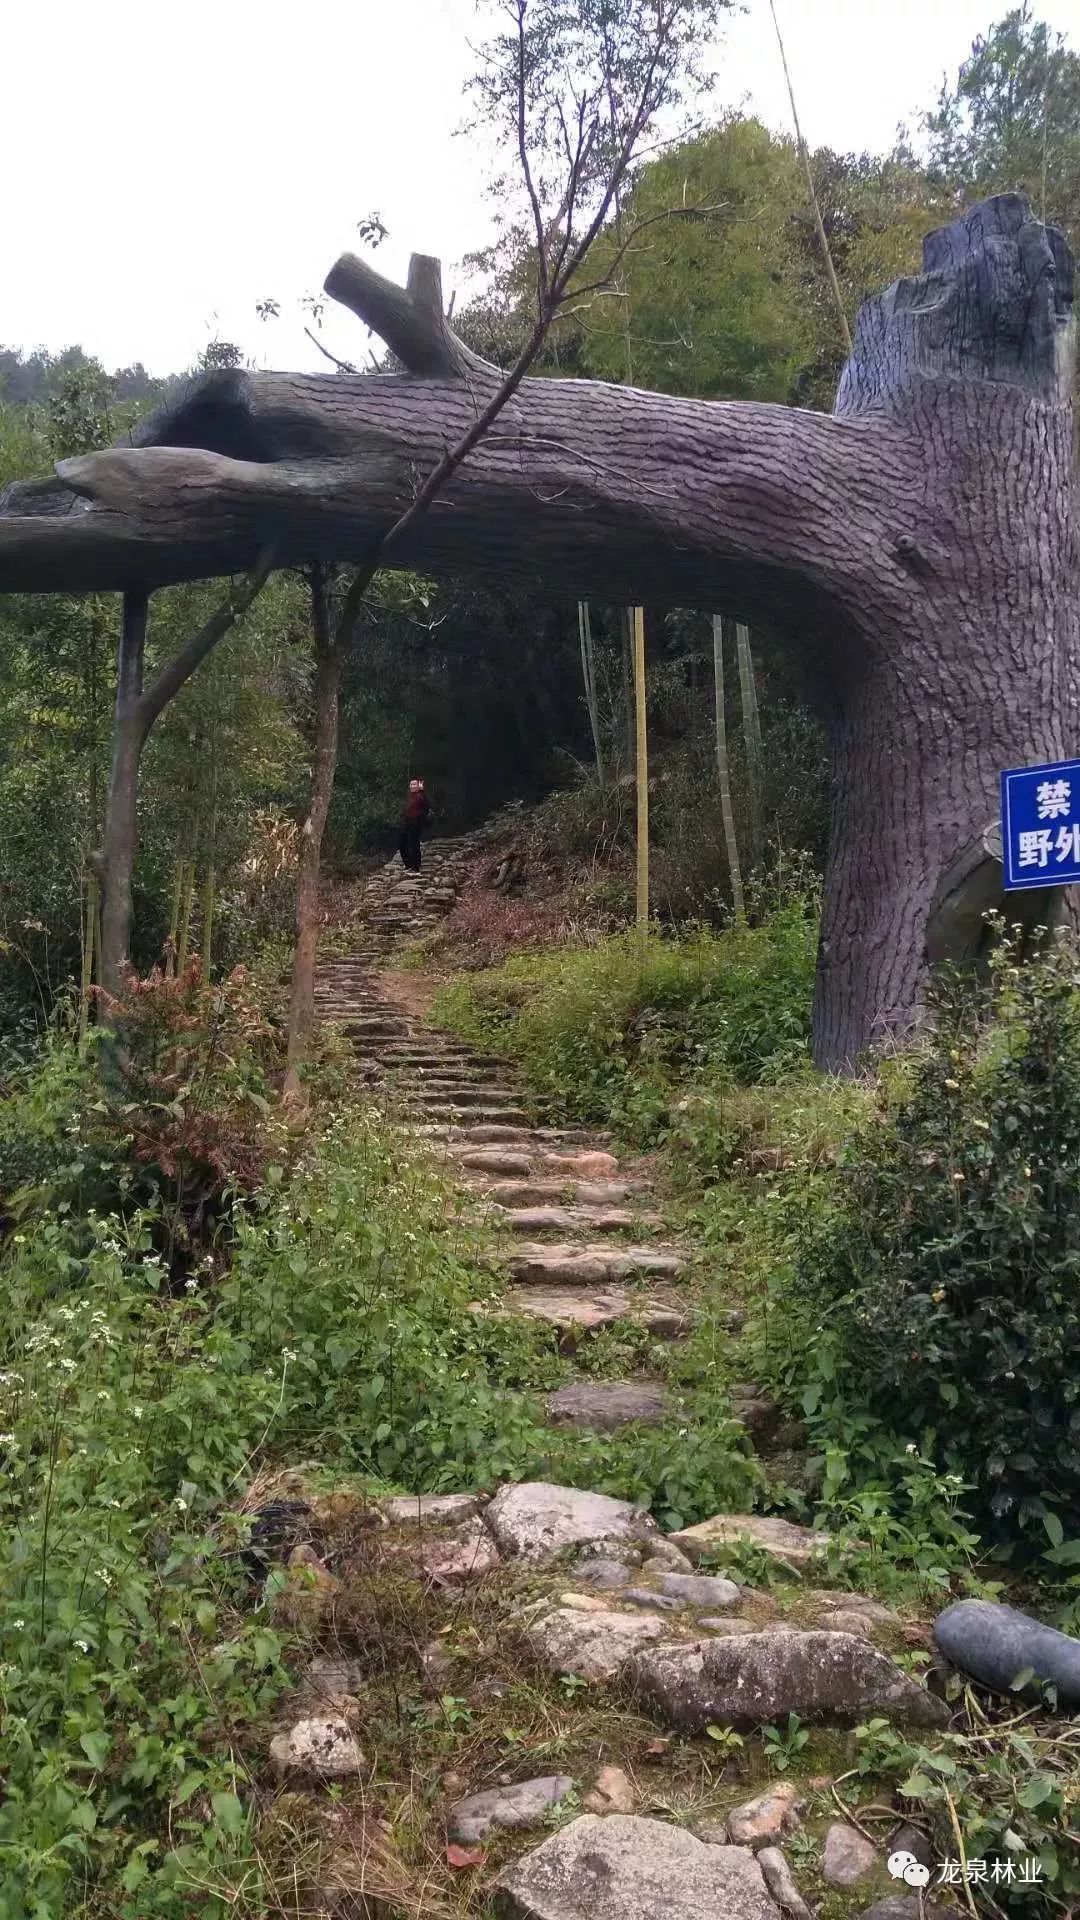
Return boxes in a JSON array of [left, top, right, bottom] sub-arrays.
[[323, 251, 494, 382]]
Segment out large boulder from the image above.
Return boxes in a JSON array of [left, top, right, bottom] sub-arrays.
[[495, 1814, 780, 1919], [527, 1605, 670, 1681], [628, 1630, 949, 1730], [934, 1598, 1080, 1707], [486, 1482, 657, 1563]]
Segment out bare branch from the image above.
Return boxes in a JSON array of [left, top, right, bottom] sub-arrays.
[[303, 325, 357, 374], [516, 0, 551, 310]]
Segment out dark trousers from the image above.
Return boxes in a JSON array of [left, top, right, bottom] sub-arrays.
[[399, 825, 423, 871]]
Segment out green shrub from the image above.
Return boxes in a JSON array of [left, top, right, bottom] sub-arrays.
[[768, 931, 1080, 1556], [434, 905, 817, 1142]]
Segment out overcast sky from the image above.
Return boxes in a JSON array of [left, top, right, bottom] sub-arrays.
[[3, 0, 1076, 376]]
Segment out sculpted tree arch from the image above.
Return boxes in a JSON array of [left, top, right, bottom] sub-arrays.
[[0, 191, 1075, 1070]]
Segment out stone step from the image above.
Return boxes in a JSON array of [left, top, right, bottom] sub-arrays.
[[505, 1243, 687, 1284], [422, 1103, 534, 1126], [496, 1287, 688, 1343], [480, 1178, 637, 1208], [545, 1379, 671, 1428], [496, 1205, 643, 1235], [411, 1084, 522, 1108]]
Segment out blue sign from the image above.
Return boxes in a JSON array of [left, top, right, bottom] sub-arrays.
[[1001, 757, 1080, 889]]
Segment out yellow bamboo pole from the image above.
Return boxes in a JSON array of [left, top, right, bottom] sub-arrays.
[[632, 604, 649, 962]]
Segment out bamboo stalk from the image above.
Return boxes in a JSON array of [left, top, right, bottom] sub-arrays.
[[768, 0, 853, 357], [166, 858, 185, 972], [578, 600, 606, 786], [176, 859, 196, 974], [713, 616, 745, 921], [736, 621, 764, 868], [632, 605, 649, 961], [78, 871, 99, 1043], [200, 866, 217, 979]]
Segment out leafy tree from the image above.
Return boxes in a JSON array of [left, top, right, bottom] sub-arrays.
[[925, 4, 1080, 247]]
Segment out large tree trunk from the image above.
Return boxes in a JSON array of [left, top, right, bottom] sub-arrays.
[[1, 197, 1075, 1069]]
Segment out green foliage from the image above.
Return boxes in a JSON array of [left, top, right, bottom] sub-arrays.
[[766, 930, 1080, 1556], [925, 4, 1080, 250], [851, 1709, 1080, 1913], [435, 907, 818, 1142]]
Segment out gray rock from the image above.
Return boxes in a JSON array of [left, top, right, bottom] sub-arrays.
[[546, 1381, 669, 1429], [629, 1630, 949, 1731], [415, 1516, 500, 1583], [699, 1616, 757, 1635], [527, 1605, 670, 1681], [823, 1822, 878, 1886], [381, 1492, 483, 1526], [726, 1781, 803, 1849], [641, 1547, 694, 1577], [757, 1847, 813, 1919], [623, 1587, 683, 1611], [449, 1774, 575, 1843], [573, 1556, 632, 1590], [668, 1513, 832, 1569], [298, 1657, 363, 1705], [487, 1481, 657, 1563], [269, 1715, 363, 1780], [888, 1823, 934, 1869], [495, 1813, 780, 1919], [934, 1598, 1080, 1707], [807, 1590, 899, 1625], [819, 1608, 874, 1638], [660, 1572, 742, 1609]]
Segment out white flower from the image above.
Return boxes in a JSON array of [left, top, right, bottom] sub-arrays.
[[59, 1358, 77, 1374], [74, 1638, 89, 1653], [905, 1442, 919, 1454], [12, 1619, 24, 1630], [94, 1569, 112, 1587], [132, 1407, 143, 1420], [175, 1497, 188, 1512]]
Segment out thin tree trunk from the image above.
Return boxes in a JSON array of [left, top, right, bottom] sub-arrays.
[[632, 604, 649, 962], [736, 621, 764, 868], [166, 857, 185, 972], [200, 868, 216, 979], [713, 616, 745, 922], [99, 591, 148, 998], [176, 858, 196, 975], [284, 566, 340, 1103], [78, 872, 99, 1042], [577, 600, 605, 785]]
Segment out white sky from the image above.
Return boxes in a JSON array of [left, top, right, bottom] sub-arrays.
[[2, 0, 1076, 376]]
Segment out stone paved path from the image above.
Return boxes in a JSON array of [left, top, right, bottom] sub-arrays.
[[316, 824, 691, 1428]]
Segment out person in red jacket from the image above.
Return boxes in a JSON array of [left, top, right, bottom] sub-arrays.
[[399, 777, 432, 872]]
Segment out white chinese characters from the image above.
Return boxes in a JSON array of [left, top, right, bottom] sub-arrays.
[[1036, 777, 1071, 820], [1017, 823, 1080, 869]]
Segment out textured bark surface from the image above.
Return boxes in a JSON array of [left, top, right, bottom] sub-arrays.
[[1, 195, 1075, 1068]]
